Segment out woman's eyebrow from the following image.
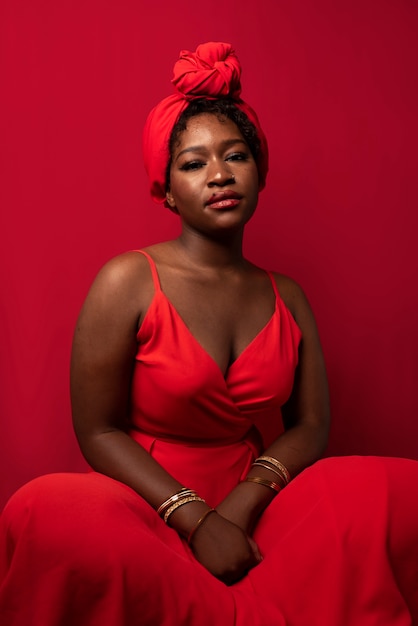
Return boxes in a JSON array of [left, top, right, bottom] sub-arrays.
[[175, 138, 247, 161]]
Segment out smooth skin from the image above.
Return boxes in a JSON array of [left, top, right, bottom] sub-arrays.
[[71, 113, 330, 585]]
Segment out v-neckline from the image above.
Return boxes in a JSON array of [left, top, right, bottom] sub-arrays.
[[136, 249, 279, 380], [158, 290, 278, 380]]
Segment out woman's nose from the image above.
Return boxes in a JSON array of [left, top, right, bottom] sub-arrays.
[[207, 161, 235, 187]]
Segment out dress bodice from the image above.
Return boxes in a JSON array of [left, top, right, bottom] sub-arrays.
[[129, 250, 302, 448]]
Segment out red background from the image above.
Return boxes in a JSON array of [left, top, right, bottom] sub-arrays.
[[1, 0, 417, 508]]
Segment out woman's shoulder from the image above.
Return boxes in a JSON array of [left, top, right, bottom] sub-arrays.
[[86, 242, 178, 311], [93, 241, 173, 286], [80, 246, 161, 318], [92, 250, 152, 292], [269, 271, 312, 323]]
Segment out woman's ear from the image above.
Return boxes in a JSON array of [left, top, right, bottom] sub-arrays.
[[166, 190, 177, 210]]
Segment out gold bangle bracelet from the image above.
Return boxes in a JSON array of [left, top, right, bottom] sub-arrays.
[[157, 488, 196, 517], [256, 456, 291, 485], [187, 508, 216, 545], [245, 476, 282, 493], [163, 495, 206, 524], [252, 461, 287, 487]]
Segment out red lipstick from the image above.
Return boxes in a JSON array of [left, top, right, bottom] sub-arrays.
[[205, 191, 242, 210]]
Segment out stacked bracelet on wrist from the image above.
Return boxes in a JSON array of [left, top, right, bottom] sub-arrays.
[[245, 476, 282, 493], [252, 455, 291, 487], [187, 508, 215, 545], [245, 455, 291, 495], [157, 487, 205, 525]]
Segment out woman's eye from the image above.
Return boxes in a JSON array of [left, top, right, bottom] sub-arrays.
[[226, 152, 248, 162], [180, 161, 204, 171]]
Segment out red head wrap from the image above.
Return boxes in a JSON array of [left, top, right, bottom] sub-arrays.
[[142, 42, 269, 205]]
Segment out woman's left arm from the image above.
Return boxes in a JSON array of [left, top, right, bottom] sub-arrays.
[[217, 276, 330, 534]]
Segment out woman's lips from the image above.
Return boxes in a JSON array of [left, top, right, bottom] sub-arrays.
[[205, 191, 242, 210]]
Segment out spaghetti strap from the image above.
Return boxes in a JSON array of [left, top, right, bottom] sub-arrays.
[[133, 250, 161, 292], [266, 271, 280, 300]]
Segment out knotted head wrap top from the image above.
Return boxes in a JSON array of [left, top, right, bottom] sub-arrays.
[[142, 42, 269, 205]]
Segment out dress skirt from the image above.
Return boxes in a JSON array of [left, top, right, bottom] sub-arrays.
[[1, 451, 417, 626]]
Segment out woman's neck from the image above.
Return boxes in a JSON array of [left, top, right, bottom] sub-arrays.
[[174, 230, 247, 271]]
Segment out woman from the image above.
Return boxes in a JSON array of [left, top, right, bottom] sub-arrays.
[[0, 42, 417, 626]]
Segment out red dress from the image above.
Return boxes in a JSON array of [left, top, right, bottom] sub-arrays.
[[0, 250, 417, 625]]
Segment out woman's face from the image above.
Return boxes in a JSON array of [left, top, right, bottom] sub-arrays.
[[166, 113, 259, 235]]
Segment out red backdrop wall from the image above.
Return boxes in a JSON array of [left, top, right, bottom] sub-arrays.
[[1, 0, 417, 508]]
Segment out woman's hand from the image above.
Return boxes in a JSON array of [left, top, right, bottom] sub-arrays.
[[216, 480, 275, 536], [189, 511, 262, 585]]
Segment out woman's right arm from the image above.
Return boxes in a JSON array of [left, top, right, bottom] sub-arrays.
[[70, 252, 182, 508], [70, 252, 260, 584]]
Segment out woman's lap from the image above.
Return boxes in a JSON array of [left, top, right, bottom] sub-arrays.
[[0, 472, 236, 626], [244, 456, 418, 625], [1, 456, 417, 626]]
